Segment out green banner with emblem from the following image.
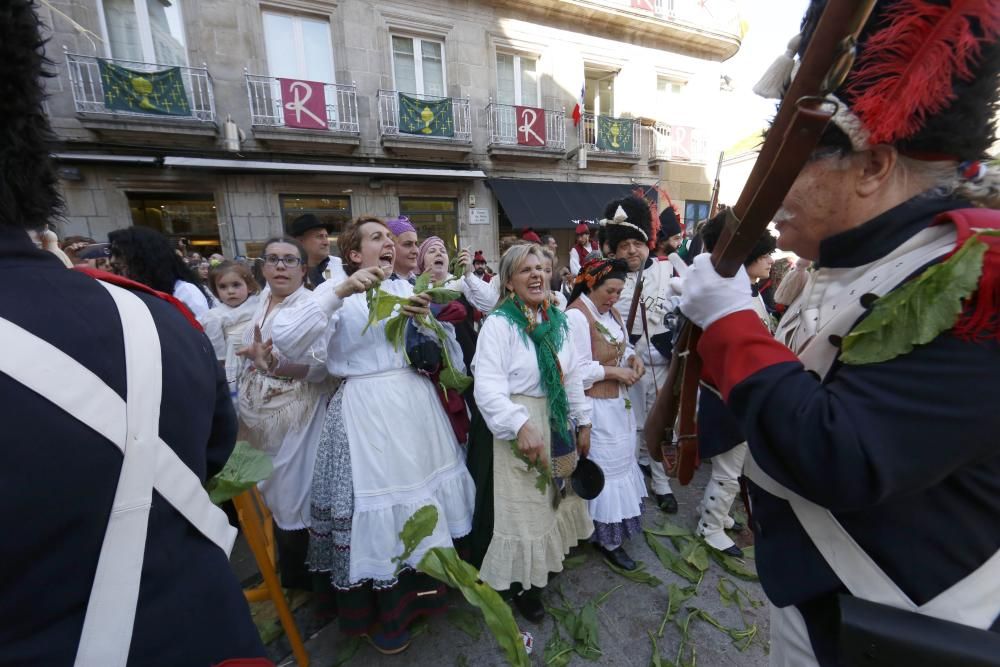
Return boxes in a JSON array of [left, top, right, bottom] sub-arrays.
[[99, 59, 192, 116], [596, 115, 635, 153], [398, 92, 455, 137]]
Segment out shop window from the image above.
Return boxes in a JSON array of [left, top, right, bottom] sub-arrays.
[[398, 197, 458, 253], [279, 194, 352, 249], [127, 192, 219, 254]]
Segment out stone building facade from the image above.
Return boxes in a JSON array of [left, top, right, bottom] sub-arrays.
[[41, 0, 739, 264]]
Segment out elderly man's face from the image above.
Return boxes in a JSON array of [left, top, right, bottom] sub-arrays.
[[775, 151, 862, 260]]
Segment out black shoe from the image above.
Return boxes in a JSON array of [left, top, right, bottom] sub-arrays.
[[718, 544, 744, 558], [512, 588, 545, 624], [599, 545, 637, 571], [728, 520, 746, 532], [639, 463, 652, 478], [655, 493, 678, 514]]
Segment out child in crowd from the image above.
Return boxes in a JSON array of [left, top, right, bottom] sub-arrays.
[[199, 261, 261, 396]]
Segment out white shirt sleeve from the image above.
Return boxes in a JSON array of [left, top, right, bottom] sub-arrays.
[[198, 308, 226, 361], [563, 322, 592, 425], [270, 297, 331, 364], [472, 317, 531, 441], [461, 273, 500, 314], [565, 309, 605, 389], [569, 248, 581, 276], [173, 280, 210, 319]]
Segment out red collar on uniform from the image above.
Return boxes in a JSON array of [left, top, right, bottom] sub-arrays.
[[74, 266, 203, 332]]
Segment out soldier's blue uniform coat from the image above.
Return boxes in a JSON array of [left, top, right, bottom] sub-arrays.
[[0, 226, 266, 665], [700, 196, 1000, 664]]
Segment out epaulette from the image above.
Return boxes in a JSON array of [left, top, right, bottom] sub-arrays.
[[74, 266, 203, 332]]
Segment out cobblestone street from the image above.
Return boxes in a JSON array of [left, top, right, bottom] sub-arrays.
[[247, 464, 769, 667]]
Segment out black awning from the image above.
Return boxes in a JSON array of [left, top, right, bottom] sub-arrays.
[[487, 179, 636, 230]]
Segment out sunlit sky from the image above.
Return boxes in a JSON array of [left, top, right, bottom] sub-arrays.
[[714, 0, 810, 150]]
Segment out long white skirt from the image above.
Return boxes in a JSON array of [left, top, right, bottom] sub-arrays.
[[342, 369, 476, 583], [587, 394, 647, 526]]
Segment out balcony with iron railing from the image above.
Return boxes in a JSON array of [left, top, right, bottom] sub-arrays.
[[65, 52, 216, 135], [377, 90, 472, 156], [486, 102, 566, 158], [647, 122, 709, 164], [245, 73, 360, 150], [578, 112, 643, 164]]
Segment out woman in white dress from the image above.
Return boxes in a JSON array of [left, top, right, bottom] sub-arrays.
[[235, 237, 333, 589], [565, 258, 648, 570], [269, 216, 475, 655], [471, 243, 594, 623]]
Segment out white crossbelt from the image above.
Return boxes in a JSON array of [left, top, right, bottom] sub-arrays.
[[0, 282, 236, 666]]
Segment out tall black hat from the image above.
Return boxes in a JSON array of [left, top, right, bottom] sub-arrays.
[[599, 195, 652, 253], [658, 206, 682, 239], [755, 0, 1000, 162]]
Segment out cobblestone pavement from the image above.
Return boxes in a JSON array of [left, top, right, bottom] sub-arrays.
[[245, 464, 770, 667]]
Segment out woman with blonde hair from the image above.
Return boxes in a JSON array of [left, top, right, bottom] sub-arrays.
[[471, 243, 593, 623]]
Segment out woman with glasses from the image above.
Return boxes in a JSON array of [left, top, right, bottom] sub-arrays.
[[269, 216, 475, 655], [236, 237, 334, 591]]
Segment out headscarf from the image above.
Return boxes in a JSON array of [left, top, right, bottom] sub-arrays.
[[416, 236, 446, 274], [386, 215, 416, 237]]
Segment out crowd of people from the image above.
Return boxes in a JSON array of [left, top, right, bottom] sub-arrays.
[[6, 1, 1000, 665]]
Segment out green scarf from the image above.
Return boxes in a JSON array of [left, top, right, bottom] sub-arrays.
[[493, 296, 571, 441]]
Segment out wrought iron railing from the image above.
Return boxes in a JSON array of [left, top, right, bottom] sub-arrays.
[[653, 0, 740, 32], [376, 90, 471, 141], [647, 122, 709, 163], [244, 74, 359, 133], [65, 52, 215, 122], [578, 112, 642, 157], [485, 102, 566, 150]]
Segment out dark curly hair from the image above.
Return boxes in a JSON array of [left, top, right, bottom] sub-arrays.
[[699, 211, 776, 267], [108, 227, 212, 305], [0, 1, 63, 230]]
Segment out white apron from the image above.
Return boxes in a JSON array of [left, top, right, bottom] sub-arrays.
[[0, 281, 236, 667]]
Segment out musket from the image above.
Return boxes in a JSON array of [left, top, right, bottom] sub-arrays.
[[625, 259, 645, 335], [644, 0, 878, 483], [708, 150, 724, 218]]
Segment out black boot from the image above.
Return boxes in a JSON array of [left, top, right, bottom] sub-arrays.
[[512, 586, 545, 624], [598, 544, 637, 571], [655, 493, 678, 514]]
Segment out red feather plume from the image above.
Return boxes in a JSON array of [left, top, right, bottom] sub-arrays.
[[846, 0, 1000, 146]]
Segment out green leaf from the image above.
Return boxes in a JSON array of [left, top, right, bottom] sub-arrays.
[[706, 543, 759, 581], [648, 631, 666, 667], [742, 546, 755, 560], [206, 441, 273, 504], [393, 505, 439, 574], [508, 440, 551, 496], [383, 313, 408, 352], [543, 627, 574, 667], [440, 365, 473, 393], [645, 520, 693, 538], [659, 584, 698, 637], [685, 607, 758, 652], [447, 607, 482, 640], [418, 546, 530, 667], [562, 553, 589, 570], [644, 531, 702, 584], [840, 235, 988, 365], [362, 286, 409, 334], [604, 559, 662, 587], [414, 271, 433, 293], [425, 287, 463, 304], [680, 540, 711, 572], [717, 577, 763, 611]]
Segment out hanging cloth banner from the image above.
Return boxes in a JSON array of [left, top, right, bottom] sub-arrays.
[[99, 59, 191, 116], [398, 92, 455, 137], [515, 105, 546, 146], [278, 78, 328, 130], [596, 115, 635, 153]]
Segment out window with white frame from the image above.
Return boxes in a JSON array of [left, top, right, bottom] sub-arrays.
[[656, 76, 686, 112], [391, 35, 445, 97], [496, 53, 539, 107], [100, 0, 188, 66], [262, 11, 335, 83]]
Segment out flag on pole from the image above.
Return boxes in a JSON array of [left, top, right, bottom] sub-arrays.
[[572, 81, 584, 127]]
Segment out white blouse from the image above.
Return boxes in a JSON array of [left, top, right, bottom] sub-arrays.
[[173, 279, 212, 318], [472, 306, 592, 442], [458, 272, 500, 314], [565, 294, 635, 390], [246, 286, 328, 383]]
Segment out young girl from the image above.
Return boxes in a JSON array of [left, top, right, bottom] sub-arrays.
[[199, 261, 261, 396]]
